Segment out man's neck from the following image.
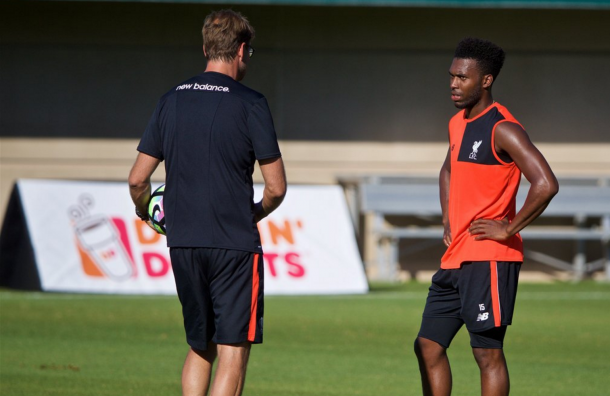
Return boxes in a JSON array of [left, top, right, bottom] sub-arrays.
[[465, 95, 494, 119], [205, 60, 238, 80]]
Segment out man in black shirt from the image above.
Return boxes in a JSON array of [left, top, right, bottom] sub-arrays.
[[128, 10, 286, 396]]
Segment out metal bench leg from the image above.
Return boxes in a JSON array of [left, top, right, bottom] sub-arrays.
[[376, 236, 398, 282], [379, 236, 389, 280], [603, 215, 610, 282], [604, 244, 610, 282], [363, 212, 380, 280], [364, 212, 398, 281], [387, 237, 399, 281], [573, 214, 587, 281]]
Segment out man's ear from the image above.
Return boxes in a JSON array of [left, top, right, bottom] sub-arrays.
[[203, 45, 207, 58], [483, 74, 494, 89], [238, 42, 246, 59]]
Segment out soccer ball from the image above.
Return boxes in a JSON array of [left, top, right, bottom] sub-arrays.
[[147, 184, 166, 235]]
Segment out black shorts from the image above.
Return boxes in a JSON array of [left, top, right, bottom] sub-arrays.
[[169, 247, 264, 351], [418, 261, 521, 349]]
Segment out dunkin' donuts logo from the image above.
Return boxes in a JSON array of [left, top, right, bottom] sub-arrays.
[[69, 194, 170, 282], [69, 193, 305, 282], [258, 218, 306, 278]]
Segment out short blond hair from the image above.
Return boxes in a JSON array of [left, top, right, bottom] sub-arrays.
[[202, 10, 255, 62]]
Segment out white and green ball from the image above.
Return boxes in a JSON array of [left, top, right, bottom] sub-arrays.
[[147, 184, 166, 235]]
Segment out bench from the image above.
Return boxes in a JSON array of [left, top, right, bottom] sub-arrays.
[[356, 180, 610, 281]]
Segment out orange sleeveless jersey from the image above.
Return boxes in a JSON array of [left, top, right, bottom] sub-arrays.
[[440, 102, 524, 269]]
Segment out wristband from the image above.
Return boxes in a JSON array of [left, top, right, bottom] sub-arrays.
[[135, 207, 148, 221]]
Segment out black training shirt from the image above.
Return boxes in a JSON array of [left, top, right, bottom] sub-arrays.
[[138, 72, 281, 252]]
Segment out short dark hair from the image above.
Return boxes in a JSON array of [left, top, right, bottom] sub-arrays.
[[202, 10, 255, 62], [454, 37, 505, 80]]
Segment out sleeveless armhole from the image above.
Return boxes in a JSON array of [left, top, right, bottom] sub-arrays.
[[491, 120, 519, 165]]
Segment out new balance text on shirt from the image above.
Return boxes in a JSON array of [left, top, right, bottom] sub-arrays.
[[175, 83, 230, 92]]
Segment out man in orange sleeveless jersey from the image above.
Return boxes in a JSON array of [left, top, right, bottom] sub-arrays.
[[414, 38, 558, 396]]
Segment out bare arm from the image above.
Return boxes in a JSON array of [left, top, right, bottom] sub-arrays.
[[439, 148, 452, 247], [128, 152, 162, 226], [469, 122, 559, 241], [254, 156, 287, 223]]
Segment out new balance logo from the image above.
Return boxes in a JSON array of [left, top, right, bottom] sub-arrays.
[[477, 312, 490, 322], [469, 140, 483, 160], [175, 83, 230, 92]]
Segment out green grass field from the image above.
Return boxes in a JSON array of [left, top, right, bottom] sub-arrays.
[[1, 281, 609, 395]]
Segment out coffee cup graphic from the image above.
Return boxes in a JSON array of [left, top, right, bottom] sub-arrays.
[[69, 194, 134, 281]]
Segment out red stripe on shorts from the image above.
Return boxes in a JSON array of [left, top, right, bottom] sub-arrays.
[[248, 253, 260, 342], [490, 261, 502, 327]]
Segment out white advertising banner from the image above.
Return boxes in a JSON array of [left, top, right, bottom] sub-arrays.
[[16, 179, 368, 295]]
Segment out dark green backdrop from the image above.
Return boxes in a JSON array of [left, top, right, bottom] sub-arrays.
[[1, 2, 609, 142]]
